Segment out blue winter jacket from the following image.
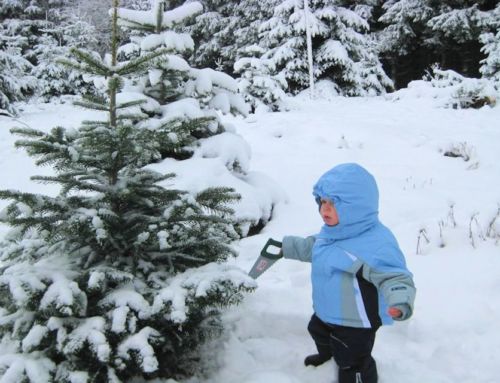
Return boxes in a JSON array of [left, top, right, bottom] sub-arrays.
[[282, 163, 416, 328]]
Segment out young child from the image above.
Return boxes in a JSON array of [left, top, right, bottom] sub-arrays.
[[281, 163, 416, 383]]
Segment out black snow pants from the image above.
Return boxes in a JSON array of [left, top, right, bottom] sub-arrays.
[[308, 314, 378, 383]]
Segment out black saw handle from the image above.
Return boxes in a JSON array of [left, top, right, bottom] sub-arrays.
[[260, 238, 283, 259]]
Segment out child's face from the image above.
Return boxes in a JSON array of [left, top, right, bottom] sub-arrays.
[[319, 198, 339, 226]]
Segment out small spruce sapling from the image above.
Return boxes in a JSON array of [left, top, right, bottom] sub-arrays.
[[0, 1, 256, 381]]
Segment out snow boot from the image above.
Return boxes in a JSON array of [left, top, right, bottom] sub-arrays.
[[304, 353, 331, 367]]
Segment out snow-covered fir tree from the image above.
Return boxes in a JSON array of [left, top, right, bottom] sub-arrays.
[[185, 0, 241, 74], [378, 0, 434, 56], [0, 1, 256, 381], [186, 0, 273, 77], [30, 11, 98, 99], [0, 24, 36, 114], [480, 31, 500, 85], [190, 0, 287, 111], [74, 0, 154, 56], [234, 44, 288, 112], [0, 0, 44, 111], [378, 0, 499, 87], [426, 0, 499, 77], [114, 0, 282, 234], [479, 3, 500, 85], [255, 0, 392, 96], [116, 0, 248, 116], [333, 0, 384, 27], [377, 0, 436, 87], [0, 0, 99, 100]]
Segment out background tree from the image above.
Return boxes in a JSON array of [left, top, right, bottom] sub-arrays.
[[0, 0, 50, 110], [377, 0, 436, 88], [427, 0, 498, 78], [379, 0, 499, 88], [115, 0, 248, 116], [479, 3, 500, 85], [254, 0, 392, 96], [74, 0, 153, 56], [184, 0, 273, 77], [0, 0, 99, 103], [0, 1, 255, 381], [0, 24, 36, 114], [114, 0, 280, 235], [30, 11, 98, 99], [234, 44, 288, 112]]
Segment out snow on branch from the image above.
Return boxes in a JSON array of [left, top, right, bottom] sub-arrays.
[[152, 263, 256, 323], [117, 327, 161, 373], [0, 353, 55, 383], [0, 264, 47, 307], [99, 288, 152, 320], [40, 278, 87, 317], [116, 1, 203, 30], [47, 316, 111, 363], [140, 31, 194, 53], [196, 132, 252, 174]]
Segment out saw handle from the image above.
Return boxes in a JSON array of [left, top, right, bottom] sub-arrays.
[[260, 238, 283, 259]]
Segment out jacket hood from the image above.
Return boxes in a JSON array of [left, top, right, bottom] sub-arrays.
[[313, 163, 379, 240]]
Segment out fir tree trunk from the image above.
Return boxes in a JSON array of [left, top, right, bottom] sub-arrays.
[[109, 0, 119, 128]]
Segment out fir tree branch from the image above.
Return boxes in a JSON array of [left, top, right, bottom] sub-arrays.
[[73, 100, 110, 111], [149, 251, 206, 264], [116, 113, 148, 122], [116, 99, 146, 110], [195, 188, 240, 216], [61, 48, 111, 77], [30, 176, 108, 194], [117, 17, 156, 33], [9, 127, 45, 138], [117, 49, 170, 76], [81, 120, 109, 128]]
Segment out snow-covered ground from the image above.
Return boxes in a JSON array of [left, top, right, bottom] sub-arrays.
[[1, 92, 499, 383]]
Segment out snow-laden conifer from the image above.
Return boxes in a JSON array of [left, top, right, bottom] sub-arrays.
[[378, 0, 435, 56], [30, 13, 98, 99], [0, 1, 256, 381], [479, 4, 500, 85], [0, 0, 98, 101], [112, 0, 280, 233], [0, 26, 36, 114], [255, 0, 392, 96], [185, 0, 272, 77], [427, 2, 499, 76], [378, 0, 499, 86], [234, 45, 288, 112], [480, 30, 500, 84], [113, 0, 248, 158], [115, 0, 248, 116]]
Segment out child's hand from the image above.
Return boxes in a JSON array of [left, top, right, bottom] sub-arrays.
[[388, 307, 402, 318]]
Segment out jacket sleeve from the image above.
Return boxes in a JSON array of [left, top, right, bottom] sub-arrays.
[[282, 235, 316, 263], [362, 265, 416, 321]]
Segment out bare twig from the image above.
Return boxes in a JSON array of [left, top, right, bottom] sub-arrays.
[[416, 228, 430, 254], [438, 220, 446, 248], [469, 212, 485, 248], [486, 206, 500, 239], [447, 203, 457, 228]]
